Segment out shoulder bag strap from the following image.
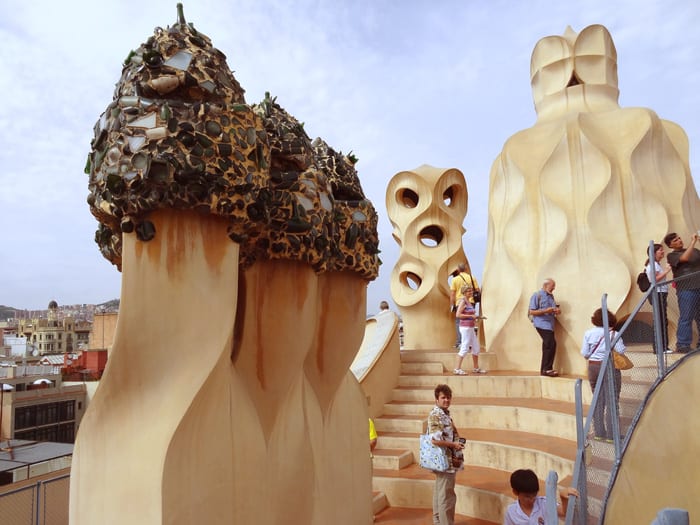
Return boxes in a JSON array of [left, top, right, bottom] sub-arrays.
[[591, 337, 604, 353], [590, 328, 614, 357]]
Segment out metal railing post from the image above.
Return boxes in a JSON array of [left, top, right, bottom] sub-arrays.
[[545, 470, 559, 524], [601, 298, 622, 459], [649, 241, 666, 377], [35, 479, 42, 525], [566, 378, 586, 525]]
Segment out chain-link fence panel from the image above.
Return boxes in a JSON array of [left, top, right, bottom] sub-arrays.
[[569, 269, 699, 524], [0, 484, 38, 525], [0, 473, 70, 525], [39, 475, 69, 525]]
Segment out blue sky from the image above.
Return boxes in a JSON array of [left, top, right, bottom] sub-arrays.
[[1, 0, 699, 312]]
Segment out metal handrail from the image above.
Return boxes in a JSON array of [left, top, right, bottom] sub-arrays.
[[566, 240, 675, 524]]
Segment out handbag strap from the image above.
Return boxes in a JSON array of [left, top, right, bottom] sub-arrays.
[[589, 329, 616, 358], [591, 337, 604, 354], [459, 273, 475, 289], [586, 334, 605, 359]]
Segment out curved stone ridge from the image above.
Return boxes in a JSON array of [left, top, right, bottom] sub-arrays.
[[483, 24, 700, 375], [86, 5, 379, 280], [386, 165, 471, 349]]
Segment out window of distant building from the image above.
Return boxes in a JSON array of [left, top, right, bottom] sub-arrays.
[[60, 401, 75, 421], [46, 403, 58, 424], [16, 406, 36, 429], [14, 401, 77, 443]]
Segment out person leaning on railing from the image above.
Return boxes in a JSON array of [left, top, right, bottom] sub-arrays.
[[663, 232, 700, 353], [645, 243, 672, 354]]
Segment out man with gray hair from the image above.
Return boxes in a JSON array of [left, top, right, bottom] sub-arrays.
[[528, 278, 561, 377]]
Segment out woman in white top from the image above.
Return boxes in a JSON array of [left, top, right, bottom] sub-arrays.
[[581, 308, 626, 441], [645, 243, 672, 354]]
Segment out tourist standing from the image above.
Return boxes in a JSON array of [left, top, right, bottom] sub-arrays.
[[581, 308, 626, 441], [645, 243, 672, 354], [454, 286, 486, 375], [427, 384, 464, 525], [528, 278, 560, 376], [449, 263, 479, 348], [664, 232, 700, 353]]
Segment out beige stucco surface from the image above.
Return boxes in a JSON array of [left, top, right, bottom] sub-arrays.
[[89, 312, 118, 352], [70, 210, 373, 524], [483, 25, 700, 375], [351, 310, 401, 418], [387, 165, 477, 350], [605, 353, 700, 523]]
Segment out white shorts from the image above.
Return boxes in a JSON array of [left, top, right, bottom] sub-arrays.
[[458, 326, 479, 356]]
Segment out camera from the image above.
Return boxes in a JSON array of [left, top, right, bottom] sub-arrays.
[[452, 437, 466, 468]]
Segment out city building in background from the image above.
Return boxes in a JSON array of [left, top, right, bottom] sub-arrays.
[[15, 301, 91, 356], [0, 366, 87, 443]]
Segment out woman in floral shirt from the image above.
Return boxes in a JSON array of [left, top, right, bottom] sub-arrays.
[[427, 384, 465, 525]]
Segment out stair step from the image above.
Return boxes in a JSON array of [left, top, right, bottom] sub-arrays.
[[396, 372, 591, 404], [401, 362, 444, 374], [372, 491, 388, 515], [372, 449, 414, 470], [622, 347, 683, 367], [374, 505, 497, 524], [374, 415, 425, 434], [620, 379, 655, 401], [376, 397, 580, 440], [399, 349, 499, 370], [400, 349, 467, 362], [379, 429, 575, 460], [376, 427, 576, 480], [373, 464, 519, 523], [383, 396, 578, 416]]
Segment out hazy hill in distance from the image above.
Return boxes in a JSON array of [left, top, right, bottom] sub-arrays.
[[97, 299, 120, 311], [0, 299, 120, 321], [0, 305, 19, 320]]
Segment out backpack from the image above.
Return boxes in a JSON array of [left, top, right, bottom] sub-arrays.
[[527, 291, 542, 322], [636, 270, 651, 292]]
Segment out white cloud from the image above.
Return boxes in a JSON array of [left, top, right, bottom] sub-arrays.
[[1, 0, 699, 311]]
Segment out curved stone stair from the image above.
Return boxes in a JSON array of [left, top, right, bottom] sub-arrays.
[[371, 348, 583, 524]]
